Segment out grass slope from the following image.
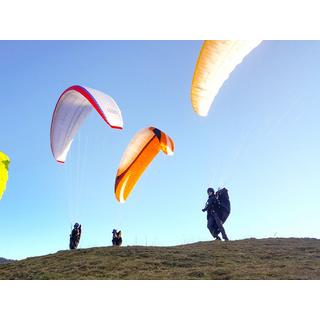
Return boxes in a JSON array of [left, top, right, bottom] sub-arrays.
[[0, 257, 15, 264], [0, 238, 319, 279]]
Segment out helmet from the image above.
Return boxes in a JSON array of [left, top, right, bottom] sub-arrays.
[[112, 229, 117, 233], [74, 223, 80, 229], [207, 187, 214, 194]]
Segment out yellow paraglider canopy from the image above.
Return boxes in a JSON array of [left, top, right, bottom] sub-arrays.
[[0, 151, 10, 200], [191, 40, 261, 116]]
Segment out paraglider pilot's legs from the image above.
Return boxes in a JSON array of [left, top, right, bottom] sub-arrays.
[[212, 212, 229, 241], [207, 214, 221, 240]]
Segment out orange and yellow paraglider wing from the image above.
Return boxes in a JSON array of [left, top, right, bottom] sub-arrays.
[[159, 131, 174, 155], [191, 40, 261, 117], [115, 127, 174, 203], [115, 136, 160, 203]]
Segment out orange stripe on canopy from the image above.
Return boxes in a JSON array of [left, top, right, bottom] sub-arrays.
[[115, 127, 174, 203]]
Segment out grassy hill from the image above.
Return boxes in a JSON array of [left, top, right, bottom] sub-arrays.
[[0, 257, 15, 265], [0, 238, 319, 279]]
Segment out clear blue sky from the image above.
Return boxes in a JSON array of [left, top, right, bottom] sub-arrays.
[[1, 40, 320, 260]]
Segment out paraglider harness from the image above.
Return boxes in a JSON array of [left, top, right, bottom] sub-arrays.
[[69, 223, 82, 249], [215, 188, 231, 223], [112, 229, 122, 246]]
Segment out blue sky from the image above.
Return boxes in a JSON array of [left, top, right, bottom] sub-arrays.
[[1, 40, 320, 259]]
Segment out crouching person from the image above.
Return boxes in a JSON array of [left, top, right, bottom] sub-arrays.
[[112, 229, 122, 246]]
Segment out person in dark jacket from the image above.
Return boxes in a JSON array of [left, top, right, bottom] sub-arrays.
[[202, 188, 229, 241], [69, 223, 82, 249], [112, 229, 122, 246]]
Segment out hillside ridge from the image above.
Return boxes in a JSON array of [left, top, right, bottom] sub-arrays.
[[0, 238, 319, 279]]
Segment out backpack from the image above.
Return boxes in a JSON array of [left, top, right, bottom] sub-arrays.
[[215, 188, 231, 222]]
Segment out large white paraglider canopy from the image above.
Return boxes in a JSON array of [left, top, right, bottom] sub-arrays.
[[50, 85, 123, 163]]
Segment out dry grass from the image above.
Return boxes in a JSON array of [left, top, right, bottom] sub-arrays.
[[1, 238, 319, 279]]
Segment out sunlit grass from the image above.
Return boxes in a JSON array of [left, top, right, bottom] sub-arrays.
[[0, 238, 319, 279]]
